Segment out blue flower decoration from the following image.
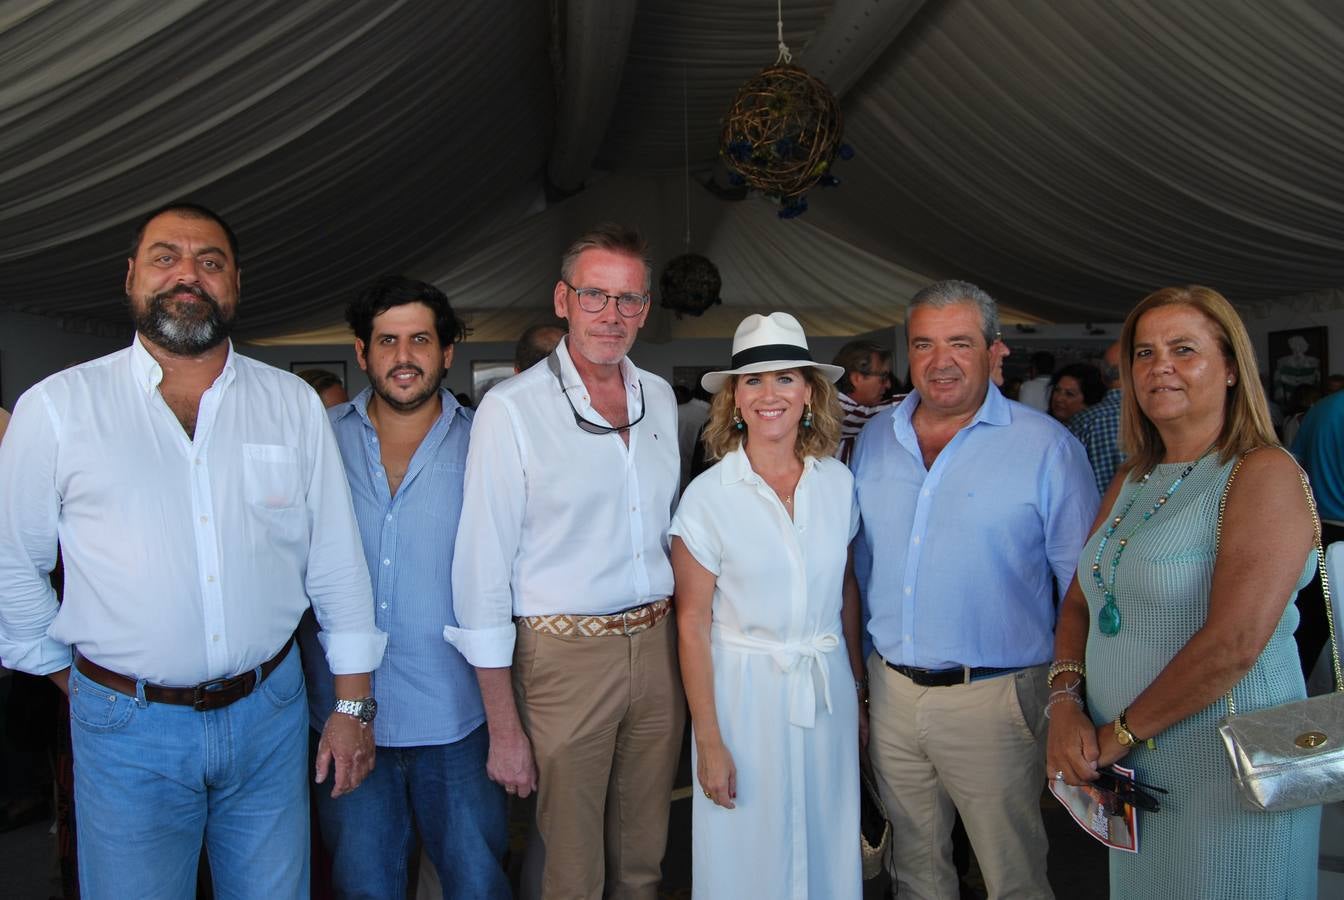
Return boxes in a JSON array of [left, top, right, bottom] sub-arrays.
[[838, 144, 855, 160]]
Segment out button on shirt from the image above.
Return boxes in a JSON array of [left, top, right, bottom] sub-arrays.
[[300, 388, 484, 747], [0, 337, 385, 686], [446, 338, 678, 668], [852, 385, 1099, 670]]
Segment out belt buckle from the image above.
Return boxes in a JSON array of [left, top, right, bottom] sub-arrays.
[[620, 607, 639, 635], [192, 676, 241, 711]]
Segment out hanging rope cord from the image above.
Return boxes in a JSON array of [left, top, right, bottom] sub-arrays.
[[682, 64, 691, 247], [776, 0, 793, 64]]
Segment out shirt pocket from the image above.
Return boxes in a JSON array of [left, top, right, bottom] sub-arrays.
[[243, 443, 303, 510]]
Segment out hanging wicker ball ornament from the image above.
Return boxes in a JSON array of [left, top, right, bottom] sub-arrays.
[[659, 253, 722, 318], [720, 64, 843, 204]]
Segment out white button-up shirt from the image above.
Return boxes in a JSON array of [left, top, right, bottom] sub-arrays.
[[446, 338, 678, 668], [0, 337, 385, 686]]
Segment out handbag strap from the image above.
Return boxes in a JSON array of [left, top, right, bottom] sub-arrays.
[[1216, 446, 1341, 717]]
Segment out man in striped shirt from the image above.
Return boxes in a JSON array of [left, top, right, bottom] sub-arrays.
[[833, 340, 902, 464]]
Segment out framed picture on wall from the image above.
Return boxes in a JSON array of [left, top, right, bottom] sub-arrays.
[[1267, 326, 1327, 407], [471, 360, 514, 405], [289, 360, 347, 387]]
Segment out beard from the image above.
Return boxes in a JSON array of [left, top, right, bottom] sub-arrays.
[[370, 363, 446, 412], [132, 284, 233, 356]]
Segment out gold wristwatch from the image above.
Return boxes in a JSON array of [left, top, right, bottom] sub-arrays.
[[1114, 709, 1140, 748]]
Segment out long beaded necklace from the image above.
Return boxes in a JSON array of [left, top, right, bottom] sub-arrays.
[[1093, 455, 1204, 635]]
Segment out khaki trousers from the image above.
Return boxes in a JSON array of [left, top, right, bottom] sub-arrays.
[[866, 654, 1054, 900], [514, 612, 685, 900]]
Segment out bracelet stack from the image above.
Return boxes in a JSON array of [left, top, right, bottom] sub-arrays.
[[1044, 659, 1087, 720]]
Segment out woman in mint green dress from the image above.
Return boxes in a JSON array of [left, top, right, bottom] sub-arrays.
[[1046, 285, 1321, 898]]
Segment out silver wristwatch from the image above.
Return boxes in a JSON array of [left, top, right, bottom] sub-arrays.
[[333, 697, 378, 725]]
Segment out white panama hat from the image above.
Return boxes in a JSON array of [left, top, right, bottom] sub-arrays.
[[701, 312, 844, 393]]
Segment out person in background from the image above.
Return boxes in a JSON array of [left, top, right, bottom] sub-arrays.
[[0, 407, 8, 444], [831, 340, 900, 465], [1280, 382, 1321, 449], [1069, 342, 1125, 496], [513, 323, 566, 374], [672, 312, 862, 899], [297, 368, 350, 408], [677, 384, 711, 490], [1047, 362, 1107, 426], [1048, 284, 1319, 898], [447, 224, 683, 899], [0, 202, 384, 898], [1016, 350, 1056, 411], [299, 276, 509, 899], [853, 280, 1097, 900], [1325, 372, 1344, 395], [1291, 381, 1344, 678]]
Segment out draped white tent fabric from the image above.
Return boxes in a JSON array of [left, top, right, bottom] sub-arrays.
[[3, 0, 1342, 342]]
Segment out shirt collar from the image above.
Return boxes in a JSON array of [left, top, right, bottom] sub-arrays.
[[129, 333, 236, 395], [717, 443, 818, 486], [894, 381, 1011, 433], [554, 336, 639, 397], [339, 386, 461, 430]]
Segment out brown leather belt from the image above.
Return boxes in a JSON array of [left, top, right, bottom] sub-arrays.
[[74, 636, 294, 712], [518, 598, 671, 637]]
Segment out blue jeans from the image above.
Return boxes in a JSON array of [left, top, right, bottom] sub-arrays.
[[312, 723, 509, 900], [68, 643, 310, 900]]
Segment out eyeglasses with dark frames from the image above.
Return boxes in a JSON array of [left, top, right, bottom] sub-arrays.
[[561, 279, 650, 318], [546, 351, 646, 435]]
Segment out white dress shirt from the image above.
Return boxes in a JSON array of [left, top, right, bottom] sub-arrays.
[[446, 338, 678, 668], [0, 337, 385, 686]]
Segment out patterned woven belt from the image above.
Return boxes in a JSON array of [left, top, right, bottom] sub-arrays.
[[519, 598, 671, 637]]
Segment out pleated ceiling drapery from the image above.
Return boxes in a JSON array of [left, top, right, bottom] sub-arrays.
[[3, 1, 1342, 343]]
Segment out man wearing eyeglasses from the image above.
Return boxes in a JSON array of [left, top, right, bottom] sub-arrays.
[[447, 224, 683, 899]]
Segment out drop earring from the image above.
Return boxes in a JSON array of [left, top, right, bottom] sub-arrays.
[[733, 408, 745, 431], [801, 404, 813, 429]]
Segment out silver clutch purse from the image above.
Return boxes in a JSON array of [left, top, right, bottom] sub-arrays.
[[1216, 457, 1344, 812]]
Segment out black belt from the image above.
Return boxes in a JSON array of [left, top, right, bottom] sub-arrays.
[[883, 659, 1019, 687]]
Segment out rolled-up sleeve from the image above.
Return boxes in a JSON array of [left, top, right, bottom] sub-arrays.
[[0, 389, 73, 675], [1041, 434, 1101, 592], [301, 391, 386, 675], [446, 395, 525, 668]]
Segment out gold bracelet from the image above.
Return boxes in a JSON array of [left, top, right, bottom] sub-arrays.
[[1047, 659, 1086, 687]]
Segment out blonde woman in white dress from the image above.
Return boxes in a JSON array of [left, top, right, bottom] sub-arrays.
[[670, 312, 865, 899]]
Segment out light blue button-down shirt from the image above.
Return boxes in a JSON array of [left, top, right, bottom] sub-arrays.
[[852, 385, 1099, 670], [300, 387, 484, 747]]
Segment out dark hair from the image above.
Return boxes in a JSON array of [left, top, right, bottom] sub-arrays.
[[1030, 351, 1056, 375], [345, 275, 469, 348], [831, 340, 891, 394], [514, 323, 566, 372], [1049, 362, 1107, 407], [295, 368, 343, 393], [129, 202, 240, 266]]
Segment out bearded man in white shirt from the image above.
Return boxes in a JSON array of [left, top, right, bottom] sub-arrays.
[[447, 224, 684, 900], [0, 203, 385, 899]]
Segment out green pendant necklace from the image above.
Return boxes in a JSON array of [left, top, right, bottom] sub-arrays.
[[1093, 456, 1203, 635]]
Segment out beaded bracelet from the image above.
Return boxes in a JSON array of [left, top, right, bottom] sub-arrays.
[[1047, 659, 1086, 687], [1044, 693, 1085, 719]]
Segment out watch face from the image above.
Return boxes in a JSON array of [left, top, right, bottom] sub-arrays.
[[359, 698, 378, 723]]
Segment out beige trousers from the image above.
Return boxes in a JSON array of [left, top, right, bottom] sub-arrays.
[[514, 613, 685, 900], [866, 654, 1054, 900]]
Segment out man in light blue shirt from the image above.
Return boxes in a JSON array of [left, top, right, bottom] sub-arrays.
[[853, 280, 1098, 900], [299, 276, 509, 899]]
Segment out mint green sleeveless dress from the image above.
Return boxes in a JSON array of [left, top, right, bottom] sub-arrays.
[[1081, 455, 1320, 899]]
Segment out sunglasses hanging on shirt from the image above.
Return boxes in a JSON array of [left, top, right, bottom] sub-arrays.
[[546, 351, 646, 435]]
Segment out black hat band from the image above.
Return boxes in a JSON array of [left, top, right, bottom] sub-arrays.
[[730, 343, 813, 370]]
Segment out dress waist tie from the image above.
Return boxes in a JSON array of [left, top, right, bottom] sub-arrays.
[[710, 624, 839, 728]]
